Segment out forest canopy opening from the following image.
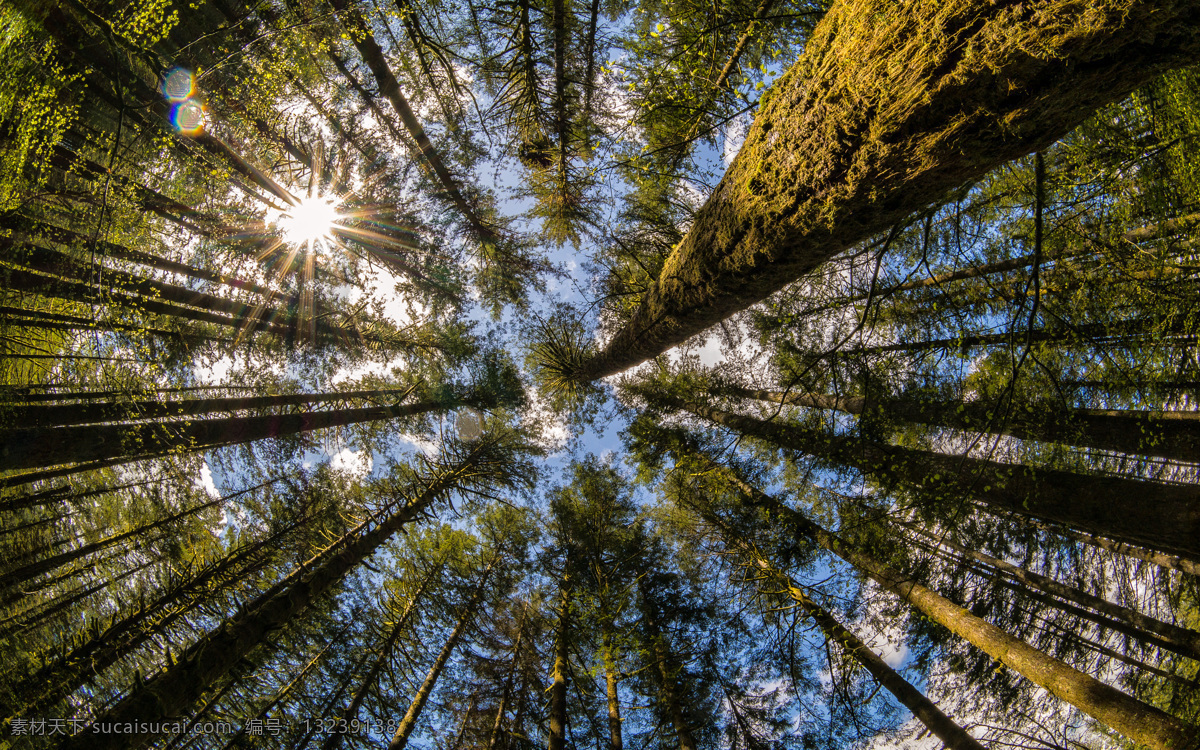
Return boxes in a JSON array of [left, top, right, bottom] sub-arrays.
[[2, 0, 1200, 748], [274, 195, 343, 249]]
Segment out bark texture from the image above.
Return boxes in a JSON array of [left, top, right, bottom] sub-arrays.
[[575, 0, 1200, 380]]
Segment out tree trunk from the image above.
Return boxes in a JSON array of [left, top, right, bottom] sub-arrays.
[[0, 265, 299, 340], [1124, 212, 1200, 244], [0, 396, 441, 474], [0, 305, 202, 342], [0, 453, 186, 490], [712, 0, 777, 97], [486, 604, 528, 750], [0, 556, 157, 641], [821, 316, 1194, 358], [667, 397, 1200, 562], [284, 659, 369, 750], [0, 384, 258, 405], [705, 463, 1200, 750], [581, 0, 601, 127], [327, 0, 496, 246], [902, 520, 1200, 662], [706, 511, 985, 750], [213, 640, 337, 750], [548, 570, 572, 750], [1038, 617, 1197, 688], [639, 586, 696, 750], [601, 625, 623, 750], [0, 215, 269, 294], [59, 439, 504, 750], [552, 0, 570, 186], [1, 243, 352, 342], [723, 385, 1200, 464], [1017, 517, 1200, 578], [19, 511, 306, 716], [389, 559, 495, 750], [6, 386, 416, 428], [568, 0, 1200, 381], [1, 476, 160, 513], [322, 565, 442, 750], [0, 479, 277, 592], [47, 145, 232, 237]]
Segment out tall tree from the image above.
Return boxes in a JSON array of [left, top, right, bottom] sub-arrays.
[[636, 382, 1200, 561], [632, 419, 1200, 750], [545, 0, 1200, 384], [59, 429, 536, 750]]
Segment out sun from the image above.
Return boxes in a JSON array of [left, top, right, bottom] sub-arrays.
[[275, 196, 342, 247]]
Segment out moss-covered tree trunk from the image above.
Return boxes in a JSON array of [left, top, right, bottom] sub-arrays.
[[569, 0, 1200, 381]]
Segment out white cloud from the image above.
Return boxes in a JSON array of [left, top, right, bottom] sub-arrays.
[[331, 355, 404, 385], [193, 354, 234, 384], [393, 433, 440, 457], [878, 639, 909, 668], [524, 386, 572, 451], [859, 614, 912, 669], [723, 112, 750, 167], [330, 447, 373, 479], [197, 462, 221, 498], [695, 335, 724, 367]]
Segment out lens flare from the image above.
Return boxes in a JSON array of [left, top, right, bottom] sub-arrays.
[[161, 68, 195, 101], [276, 196, 341, 247], [456, 409, 483, 442], [171, 100, 206, 135]]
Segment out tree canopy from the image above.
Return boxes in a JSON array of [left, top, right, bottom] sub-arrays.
[[3, 0, 1200, 749]]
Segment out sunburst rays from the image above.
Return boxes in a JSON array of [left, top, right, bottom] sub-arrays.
[[179, 135, 433, 347], [165, 76, 466, 347]]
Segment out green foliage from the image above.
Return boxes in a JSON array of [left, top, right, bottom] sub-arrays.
[[0, 11, 80, 211], [3, 3, 1200, 749]]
